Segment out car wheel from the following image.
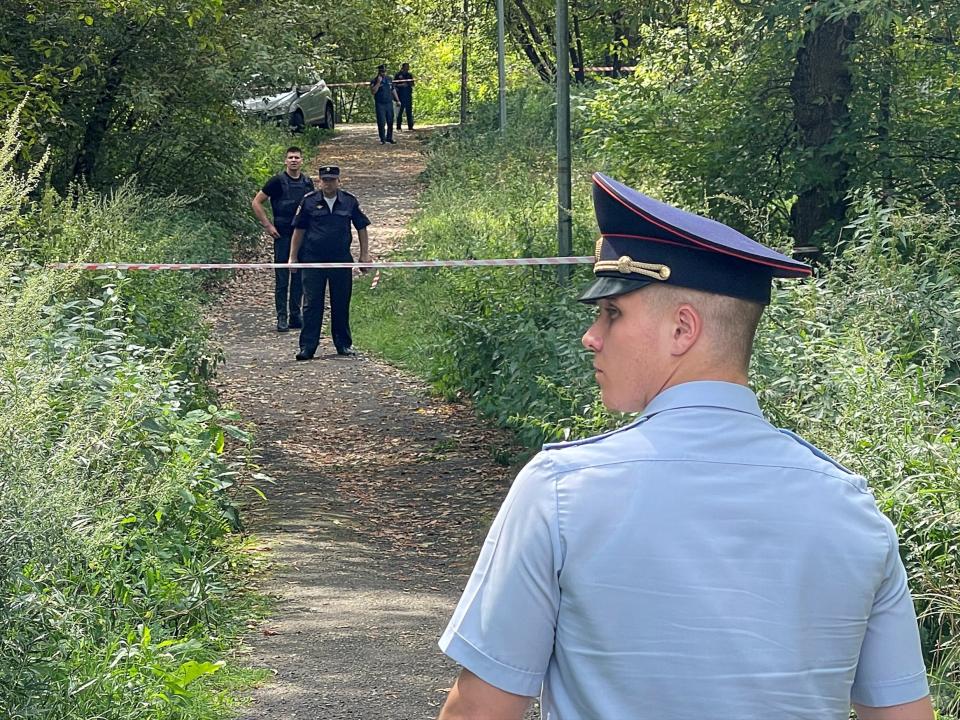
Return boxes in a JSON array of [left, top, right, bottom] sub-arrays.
[[290, 109, 305, 133], [321, 103, 335, 130]]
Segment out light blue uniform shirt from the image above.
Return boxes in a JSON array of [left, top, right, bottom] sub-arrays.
[[440, 381, 928, 719]]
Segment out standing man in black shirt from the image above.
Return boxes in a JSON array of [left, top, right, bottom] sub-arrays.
[[394, 62, 415, 131], [289, 165, 372, 360], [370, 64, 400, 144], [251, 146, 315, 332]]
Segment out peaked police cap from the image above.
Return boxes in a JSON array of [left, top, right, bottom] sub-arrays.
[[579, 173, 811, 304], [319, 165, 340, 178]]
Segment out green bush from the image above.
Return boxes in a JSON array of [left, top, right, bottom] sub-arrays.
[[752, 192, 960, 709], [0, 98, 261, 719]]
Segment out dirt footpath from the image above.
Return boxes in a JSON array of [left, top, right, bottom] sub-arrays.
[[212, 124, 522, 719]]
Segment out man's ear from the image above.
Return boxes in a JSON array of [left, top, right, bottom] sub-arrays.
[[671, 303, 702, 356]]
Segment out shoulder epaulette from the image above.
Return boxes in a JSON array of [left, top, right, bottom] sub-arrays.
[[777, 428, 860, 478], [543, 415, 650, 451]]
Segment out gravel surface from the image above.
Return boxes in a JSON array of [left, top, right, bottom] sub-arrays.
[[211, 124, 529, 719]]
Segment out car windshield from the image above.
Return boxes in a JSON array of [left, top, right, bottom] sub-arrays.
[[240, 71, 320, 97], [247, 83, 292, 95]]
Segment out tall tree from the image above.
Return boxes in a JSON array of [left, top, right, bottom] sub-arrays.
[[461, 0, 471, 124], [788, 5, 861, 249]]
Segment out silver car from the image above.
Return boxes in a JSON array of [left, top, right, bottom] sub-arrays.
[[237, 75, 335, 131]]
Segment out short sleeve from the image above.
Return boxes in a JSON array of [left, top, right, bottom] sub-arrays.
[[850, 517, 930, 707], [439, 453, 563, 697], [261, 175, 281, 198], [350, 199, 371, 231], [293, 200, 310, 229]]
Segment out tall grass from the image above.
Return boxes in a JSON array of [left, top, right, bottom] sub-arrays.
[[753, 194, 960, 710], [0, 101, 265, 719]]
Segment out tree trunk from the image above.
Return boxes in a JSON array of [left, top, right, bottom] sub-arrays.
[[606, 10, 632, 77], [788, 11, 860, 249], [460, 0, 469, 125], [572, 2, 585, 83], [877, 20, 895, 198], [508, 23, 554, 81], [72, 55, 125, 183], [510, 0, 555, 80]]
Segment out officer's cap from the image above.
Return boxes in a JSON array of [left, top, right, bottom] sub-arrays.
[[319, 165, 340, 179], [579, 173, 811, 305]]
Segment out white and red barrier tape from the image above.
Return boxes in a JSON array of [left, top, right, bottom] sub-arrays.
[[325, 78, 415, 88], [49, 256, 595, 271]]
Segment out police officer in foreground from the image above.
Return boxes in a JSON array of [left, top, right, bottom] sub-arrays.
[[437, 173, 933, 720], [289, 165, 371, 360], [251, 146, 314, 332]]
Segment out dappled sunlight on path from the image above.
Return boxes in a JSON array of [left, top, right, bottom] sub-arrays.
[[211, 123, 529, 719]]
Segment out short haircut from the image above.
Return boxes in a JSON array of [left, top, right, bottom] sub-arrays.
[[285, 146, 303, 156], [649, 285, 765, 371]]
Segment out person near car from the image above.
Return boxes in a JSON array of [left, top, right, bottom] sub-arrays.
[[394, 62, 414, 131], [288, 165, 371, 360], [251, 146, 314, 332], [370, 64, 400, 144], [436, 173, 933, 720]]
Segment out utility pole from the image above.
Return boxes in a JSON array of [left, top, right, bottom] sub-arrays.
[[496, 0, 507, 133], [556, 0, 572, 281], [460, 0, 469, 126]]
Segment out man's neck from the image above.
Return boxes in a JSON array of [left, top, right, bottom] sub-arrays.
[[285, 170, 302, 180], [323, 190, 337, 199]]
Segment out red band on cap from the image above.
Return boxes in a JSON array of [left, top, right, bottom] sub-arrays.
[[593, 175, 811, 276]]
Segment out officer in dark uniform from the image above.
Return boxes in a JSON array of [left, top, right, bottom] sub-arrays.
[[289, 165, 372, 360], [394, 62, 415, 131], [370, 64, 400, 144], [251, 146, 315, 332]]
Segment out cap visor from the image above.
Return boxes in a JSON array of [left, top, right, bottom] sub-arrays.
[[578, 276, 653, 303], [320, 174, 338, 179]]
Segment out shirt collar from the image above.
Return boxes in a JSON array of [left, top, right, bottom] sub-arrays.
[[641, 381, 763, 420]]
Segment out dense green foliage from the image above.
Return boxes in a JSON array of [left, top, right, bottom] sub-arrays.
[[580, 1, 960, 247], [355, 93, 960, 713], [753, 196, 960, 704], [5, 0, 958, 244], [0, 104, 267, 719]]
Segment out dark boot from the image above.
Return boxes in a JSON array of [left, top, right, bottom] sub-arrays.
[[277, 315, 289, 332]]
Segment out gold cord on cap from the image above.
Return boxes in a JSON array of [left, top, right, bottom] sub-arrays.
[[594, 255, 671, 281]]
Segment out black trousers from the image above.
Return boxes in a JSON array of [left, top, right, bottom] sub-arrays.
[[299, 267, 353, 352], [396, 95, 413, 129], [273, 233, 302, 319], [375, 102, 395, 142]]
